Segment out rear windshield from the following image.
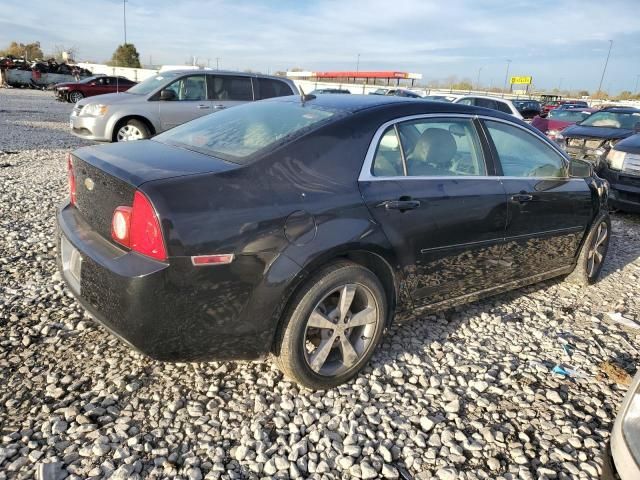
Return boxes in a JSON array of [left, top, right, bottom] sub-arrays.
[[549, 109, 592, 122], [154, 100, 337, 164], [126, 72, 182, 95], [579, 111, 640, 129]]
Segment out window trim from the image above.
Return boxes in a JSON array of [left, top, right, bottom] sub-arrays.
[[478, 117, 570, 179], [361, 113, 491, 181]]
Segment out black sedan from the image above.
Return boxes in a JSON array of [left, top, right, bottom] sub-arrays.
[[57, 95, 610, 389], [602, 133, 640, 212]]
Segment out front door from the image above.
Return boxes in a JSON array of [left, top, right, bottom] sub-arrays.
[[481, 119, 593, 276], [158, 74, 210, 131], [359, 116, 508, 308]]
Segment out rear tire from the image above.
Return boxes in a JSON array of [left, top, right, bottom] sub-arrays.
[[115, 119, 150, 142], [274, 261, 387, 390], [68, 91, 84, 103], [566, 211, 611, 286]]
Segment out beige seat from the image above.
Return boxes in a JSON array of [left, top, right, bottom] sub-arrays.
[[406, 128, 457, 176]]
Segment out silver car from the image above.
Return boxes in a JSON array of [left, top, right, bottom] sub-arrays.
[[606, 368, 640, 479], [70, 70, 298, 142]]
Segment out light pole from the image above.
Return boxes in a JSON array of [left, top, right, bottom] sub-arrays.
[[502, 59, 512, 97], [558, 78, 563, 92], [123, 0, 127, 45], [476, 66, 483, 91], [216, 57, 220, 70], [635, 74, 640, 94], [356, 53, 360, 73], [597, 40, 613, 94]]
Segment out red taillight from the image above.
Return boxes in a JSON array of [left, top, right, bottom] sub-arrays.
[[111, 191, 167, 261], [67, 153, 77, 206]]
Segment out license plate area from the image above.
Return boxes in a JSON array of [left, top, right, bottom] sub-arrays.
[[61, 235, 82, 293]]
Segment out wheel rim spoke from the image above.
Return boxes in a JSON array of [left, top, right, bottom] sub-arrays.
[[309, 338, 334, 372], [337, 284, 356, 322], [339, 336, 359, 368], [348, 305, 376, 327], [308, 310, 336, 330]]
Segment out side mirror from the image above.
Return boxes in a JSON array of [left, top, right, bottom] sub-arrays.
[[569, 158, 593, 178], [160, 89, 177, 101]]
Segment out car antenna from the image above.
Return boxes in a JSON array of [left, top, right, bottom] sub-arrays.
[[299, 86, 315, 106]]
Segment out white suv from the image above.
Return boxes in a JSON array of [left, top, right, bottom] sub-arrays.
[[453, 95, 524, 120]]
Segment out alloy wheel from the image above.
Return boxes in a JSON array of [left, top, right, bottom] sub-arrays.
[[69, 92, 83, 103], [587, 221, 608, 278], [117, 125, 144, 142], [303, 283, 379, 377]]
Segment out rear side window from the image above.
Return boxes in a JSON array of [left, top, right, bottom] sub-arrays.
[[372, 127, 404, 176], [475, 98, 498, 110], [495, 101, 512, 114], [154, 101, 336, 164], [208, 75, 253, 101], [485, 120, 567, 177], [257, 78, 293, 99]]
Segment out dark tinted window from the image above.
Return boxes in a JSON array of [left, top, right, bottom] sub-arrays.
[[486, 120, 566, 177], [207, 75, 253, 101], [257, 78, 294, 99], [475, 98, 498, 110], [495, 101, 512, 114]]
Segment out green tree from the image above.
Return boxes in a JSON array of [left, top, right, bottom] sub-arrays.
[[0, 41, 44, 60], [108, 43, 141, 68]]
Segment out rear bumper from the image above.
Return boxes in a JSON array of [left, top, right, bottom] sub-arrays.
[[56, 202, 295, 361]]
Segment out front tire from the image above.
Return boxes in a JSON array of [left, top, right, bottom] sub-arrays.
[[68, 91, 84, 103], [566, 212, 611, 286], [115, 119, 150, 142], [275, 261, 387, 390]]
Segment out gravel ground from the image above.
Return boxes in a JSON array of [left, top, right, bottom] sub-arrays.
[[1, 88, 640, 480]]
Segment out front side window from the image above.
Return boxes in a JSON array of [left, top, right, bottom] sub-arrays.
[[371, 118, 486, 177], [164, 75, 207, 101], [475, 98, 498, 110], [208, 75, 253, 101], [485, 120, 566, 177]]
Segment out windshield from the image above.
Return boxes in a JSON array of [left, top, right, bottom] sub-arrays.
[[126, 72, 182, 95], [549, 109, 592, 122], [579, 111, 640, 129], [79, 75, 103, 84], [154, 100, 337, 164]]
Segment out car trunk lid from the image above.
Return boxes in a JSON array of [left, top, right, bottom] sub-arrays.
[[70, 140, 237, 242]]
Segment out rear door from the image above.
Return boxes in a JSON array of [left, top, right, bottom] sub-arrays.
[[158, 74, 210, 131], [359, 115, 509, 308], [207, 74, 254, 111], [254, 77, 295, 99], [481, 119, 593, 276]]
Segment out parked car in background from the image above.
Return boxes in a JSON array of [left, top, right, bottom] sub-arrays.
[[369, 88, 391, 95], [309, 88, 351, 94], [556, 101, 589, 110], [600, 133, 640, 212], [54, 75, 137, 103], [606, 368, 640, 479], [58, 95, 609, 389], [423, 94, 462, 103], [531, 107, 595, 141], [69, 70, 298, 142], [542, 100, 589, 115], [557, 107, 640, 164], [512, 99, 542, 119], [453, 95, 524, 120]]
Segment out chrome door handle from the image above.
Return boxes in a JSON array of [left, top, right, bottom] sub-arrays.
[[379, 199, 421, 211], [212, 105, 226, 110], [511, 193, 533, 203], [197, 104, 211, 109]]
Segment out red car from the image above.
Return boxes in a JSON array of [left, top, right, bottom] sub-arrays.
[[53, 75, 137, 103], [542, 99, 589, 114], [531, 108, 596, 141]]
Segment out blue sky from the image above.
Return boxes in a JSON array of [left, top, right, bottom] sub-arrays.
[[2, 0, 639, 93]]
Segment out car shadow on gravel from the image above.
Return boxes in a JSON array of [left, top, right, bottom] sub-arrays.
[[598, 211, 640, 281]]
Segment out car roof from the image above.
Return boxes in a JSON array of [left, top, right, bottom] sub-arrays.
[[156, 69, 290, 82], [598, 107, 640, 113], [271, 94, 522, 120], [457, 94, 514, 103]]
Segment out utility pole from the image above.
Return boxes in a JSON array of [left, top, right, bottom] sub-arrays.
[[502, 59, 512, 97], [123, 0, 127, 45], [216, 57, 220, 70], [635, 74, 640, 94], [476, 66, 483, 91], [356, 53, 360, 73], [558, 78, 563, 91], [597, 40, 613, 94]]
